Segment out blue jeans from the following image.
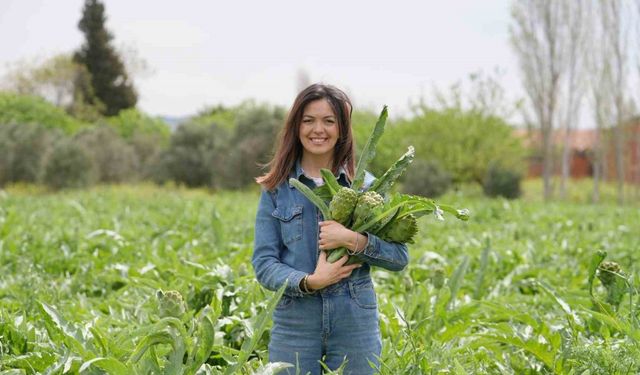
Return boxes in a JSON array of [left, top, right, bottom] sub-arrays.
[[269, 277, 382, 375]]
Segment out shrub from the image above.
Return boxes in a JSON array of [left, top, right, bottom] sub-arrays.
[[106, 108, 171, 140], [0, 92, 85, 134], [483, 163, 522, 199], [75, 126, 139, 183], [222, 104, 284, 188], [130, 132, 167, 180], [401, 159, 452, 198], [375, 107, 525, 184], [0, 123, 58, 186], [43, 139, 93, 189], [160, 122, 229, 187]]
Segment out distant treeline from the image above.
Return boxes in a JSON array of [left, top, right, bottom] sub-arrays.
[[0, 92, 525, 198]]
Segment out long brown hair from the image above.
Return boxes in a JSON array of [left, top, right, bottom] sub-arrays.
[[256, 83, 355, 190]]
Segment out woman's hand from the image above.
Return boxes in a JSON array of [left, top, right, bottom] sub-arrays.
[[318, 220, 353, 250], [306, 251, 361, 290], [319, 220, 368, 253]]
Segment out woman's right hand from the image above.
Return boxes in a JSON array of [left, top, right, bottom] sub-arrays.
[[306, 251, 361, 291]]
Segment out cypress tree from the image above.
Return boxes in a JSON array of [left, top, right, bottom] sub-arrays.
[[74, 0, 137, 116]]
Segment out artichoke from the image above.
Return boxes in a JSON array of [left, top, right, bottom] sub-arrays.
[[381, 213, 418, 244], [157, 290, 186, 318], [352, 191, 384, 230], [597, 261, 621, 288], [329, 187, 358, 226]]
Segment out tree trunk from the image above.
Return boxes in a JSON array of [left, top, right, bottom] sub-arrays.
[[592, 127, 601, 203]]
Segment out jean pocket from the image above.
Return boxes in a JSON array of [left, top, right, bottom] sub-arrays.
[[272, 205, 303, 245], [276, 295, 294, 310], [349, 279, 377, 309]]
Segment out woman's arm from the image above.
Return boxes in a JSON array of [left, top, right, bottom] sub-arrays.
[[319, 221, 409, 272], [251, 189, 308, 297]]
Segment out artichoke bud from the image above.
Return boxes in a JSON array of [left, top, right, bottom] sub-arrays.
[[381, 214, 418, 244], [431, 267, 445, 289], [329, 187, 358, 225], [597, 261, 622, 288], [157, 290, 187, 318], [352, 191, 384, 228]]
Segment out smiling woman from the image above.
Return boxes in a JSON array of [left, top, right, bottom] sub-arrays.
[[252, 84, 408, 375], [298, 99, 339, 172]]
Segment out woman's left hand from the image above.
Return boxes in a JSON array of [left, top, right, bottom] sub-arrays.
[[318, 220, 353, 250]]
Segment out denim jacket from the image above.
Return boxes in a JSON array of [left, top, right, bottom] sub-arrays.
[[252, 161, 409, 297]]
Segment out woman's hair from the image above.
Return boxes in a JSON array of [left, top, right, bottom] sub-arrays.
[[256, 83, 355, 190]]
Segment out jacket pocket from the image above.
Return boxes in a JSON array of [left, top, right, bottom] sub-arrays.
[[272, 205, 303, 245], [349, 278, 377, 309]]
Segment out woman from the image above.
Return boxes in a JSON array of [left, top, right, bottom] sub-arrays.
[[252, 83, 408, 375]]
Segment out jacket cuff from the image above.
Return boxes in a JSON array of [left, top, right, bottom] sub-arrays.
[[287, 270, 308, 297], [361, 232, 379, 258]]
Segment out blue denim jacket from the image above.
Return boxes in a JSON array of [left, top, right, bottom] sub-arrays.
[[252, 162, 409, 297]]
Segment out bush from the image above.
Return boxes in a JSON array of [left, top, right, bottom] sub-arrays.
[[222, 104, 284, 188], [43, 139, 93, 189], [130, 132, 167, 180], [483, 163, 522, 199], [374, 107, 525, 184], [106, 108, 171, 140], [401, 159, 452, 198], [0, 123, 58, 186], [75, 126, 139, 183], [0, 92, 86, 134], [159, 122, 229, 187]]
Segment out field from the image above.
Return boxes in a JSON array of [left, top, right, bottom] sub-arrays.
[[0, 182, 639, 374]]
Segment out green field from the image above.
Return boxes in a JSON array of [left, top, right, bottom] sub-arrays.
[[0, 183, 639, 374]]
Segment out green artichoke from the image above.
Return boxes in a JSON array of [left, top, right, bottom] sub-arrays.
[[329, 187, 358, 225], [597, 261, 621, 288], [381, 213, 418, 244], [352, 191, 384, 230], [157, 290, 186, 318]]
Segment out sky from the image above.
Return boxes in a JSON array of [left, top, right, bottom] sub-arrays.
[[0, 0, 522, 120]]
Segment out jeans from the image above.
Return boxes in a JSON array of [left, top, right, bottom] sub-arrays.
[[269, 277, 382, 375]]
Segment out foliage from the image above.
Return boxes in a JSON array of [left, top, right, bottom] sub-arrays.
[[3, 53, 88, 109], [482, 163, 522, 199], [158, 122, 229, 187], [106, 108, 171, 140], [223, 103, 285, 189], [0, 123, 58, 186], [43, 138, 94, 189], [74, 0, 137, 116], [0, 186, 639, 373], [189, 104, 238, 131], [0, 92, 86, 134], [374, 107, 526, 185], [401, 159, 452, 198], [75, 126, 139, 183]]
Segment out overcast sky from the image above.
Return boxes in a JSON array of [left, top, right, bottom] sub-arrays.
[[0, 0, 522, 119]]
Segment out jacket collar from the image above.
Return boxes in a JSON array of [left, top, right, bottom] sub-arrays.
[[289, 159, 348, 188]]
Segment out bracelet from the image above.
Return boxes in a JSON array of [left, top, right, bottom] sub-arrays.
[[347, 231, 360, 255], [302, 274, 313, 294]]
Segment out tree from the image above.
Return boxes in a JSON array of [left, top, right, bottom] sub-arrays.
[[1, 54, 104, 121], [74, 0, 137, 116], [558, 1, 590, 199], [598, 0, 633, 204], [510, 0, 567, 201]]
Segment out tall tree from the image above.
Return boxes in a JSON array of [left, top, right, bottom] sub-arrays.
[[599, 0, 632, 204], [558, 0, 589, 199], [74, 0, 137, 116], [510, 0, 567, 201]]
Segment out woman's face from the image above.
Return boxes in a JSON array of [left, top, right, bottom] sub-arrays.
[[298, 99, 339, 161]]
